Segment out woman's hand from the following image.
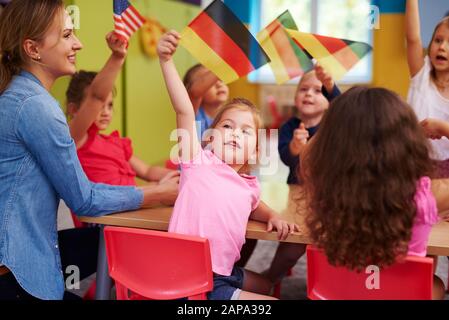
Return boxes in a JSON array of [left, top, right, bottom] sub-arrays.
[[159, 170, 180, 185]]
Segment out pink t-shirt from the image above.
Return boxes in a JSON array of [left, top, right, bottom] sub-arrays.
[[408, 177, 440, 256], [168, 149, 260, 276]]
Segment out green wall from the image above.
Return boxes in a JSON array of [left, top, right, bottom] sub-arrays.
[[127, 0, 199, 165], [51, 0, 199, 165]]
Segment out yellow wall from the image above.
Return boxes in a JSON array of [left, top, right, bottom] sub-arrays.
[[372, 14, 410, 98], [125, 0, 199, 165]]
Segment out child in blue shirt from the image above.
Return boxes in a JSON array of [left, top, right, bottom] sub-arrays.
[[266, 64, 341, 287]]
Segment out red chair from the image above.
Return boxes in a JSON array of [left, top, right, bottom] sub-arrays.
[[104, 226, 213, 300], [70, 212, 87, 229], [306, 245, 434, 300]]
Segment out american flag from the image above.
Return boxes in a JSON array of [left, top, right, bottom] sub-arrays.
[[113, 0, 146, 41]]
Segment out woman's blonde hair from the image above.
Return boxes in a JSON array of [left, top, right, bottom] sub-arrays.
[[0, 0, 65, 94]]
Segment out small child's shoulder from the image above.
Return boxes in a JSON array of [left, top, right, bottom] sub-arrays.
[[239, 173, 260, 188], [281, 117, 301, 130]]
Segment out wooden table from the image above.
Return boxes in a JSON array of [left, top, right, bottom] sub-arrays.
[[80, 206, 449, 300], [81, 206, 449, 255]]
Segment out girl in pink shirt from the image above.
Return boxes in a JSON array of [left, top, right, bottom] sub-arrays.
[[158, 31, 298, 300], [300, 86, 448, 299]]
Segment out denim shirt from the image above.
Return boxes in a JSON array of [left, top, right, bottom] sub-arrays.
[[0, 71, 143, 300]]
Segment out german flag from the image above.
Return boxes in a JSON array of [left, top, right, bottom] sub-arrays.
[[180, 0, 270, 84], [257, 11, 314, 84], [287, 29, 372, 80]]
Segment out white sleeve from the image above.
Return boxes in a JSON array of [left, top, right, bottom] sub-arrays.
[[407, 56, 432, 118], [410, 55, 431, 88]]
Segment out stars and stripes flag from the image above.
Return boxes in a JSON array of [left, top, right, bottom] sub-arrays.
[[113, 0, 146, 41]]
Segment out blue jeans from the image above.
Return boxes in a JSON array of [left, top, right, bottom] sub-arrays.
[[208, 266, 245, 300]]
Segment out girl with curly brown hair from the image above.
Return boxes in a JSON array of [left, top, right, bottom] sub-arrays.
[[302, 86, 449, 299]]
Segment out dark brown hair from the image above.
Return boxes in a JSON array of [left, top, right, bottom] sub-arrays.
[[302, 86, 433, 271], [66, 70, 116, 111], [0, 0, 64, 93]]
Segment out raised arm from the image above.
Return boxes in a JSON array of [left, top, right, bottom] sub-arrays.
[[158, 31, 200, 161], [406, 0, 425, 77], [69, 32, 127, 147], [187, 68, 219, 113]]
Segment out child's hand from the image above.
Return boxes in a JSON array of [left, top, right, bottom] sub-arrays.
[[421, 118, 446, 140], [315, 63, 335, 93], [157, 30, 181, 62], [267, 217, 299, 241], [159, 170, 180, 185], [443, 213, 449, 222], [106, 32, 128, 59], [290, 123, 309, 155]]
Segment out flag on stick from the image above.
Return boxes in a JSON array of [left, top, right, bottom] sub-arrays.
[[113, 0, 146, 41], [287, 29, 372, 80], [257, 10, 313, 84], [180, 0, 270, 84]]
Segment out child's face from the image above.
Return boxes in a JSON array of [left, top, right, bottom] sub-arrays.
[[430, 24, 449, 72], [192, 67, 229, 107], [294, 73, 329, 120], [209, 108, 258, 167], [202, 80, 229, 106], [94, 92, 114, 131]]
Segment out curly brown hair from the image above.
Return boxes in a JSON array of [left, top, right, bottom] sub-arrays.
[[301, 86, 434, 271]]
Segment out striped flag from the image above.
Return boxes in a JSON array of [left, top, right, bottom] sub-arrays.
[[113, 0, 146, 41], [287, 29, 372, 80], [257, 10, 313, 84], [180, 0, 270, 84]]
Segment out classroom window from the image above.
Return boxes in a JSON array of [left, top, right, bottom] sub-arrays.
[[249, 0, 373, 85]]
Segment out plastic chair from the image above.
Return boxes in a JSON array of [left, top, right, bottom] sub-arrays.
[[306, 245, 434, 300], [70, 212, 87, 229], [104, 226, 214, 300]]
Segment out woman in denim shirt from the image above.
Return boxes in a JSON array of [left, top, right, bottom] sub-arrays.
[[0, 0, 178, 300]]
